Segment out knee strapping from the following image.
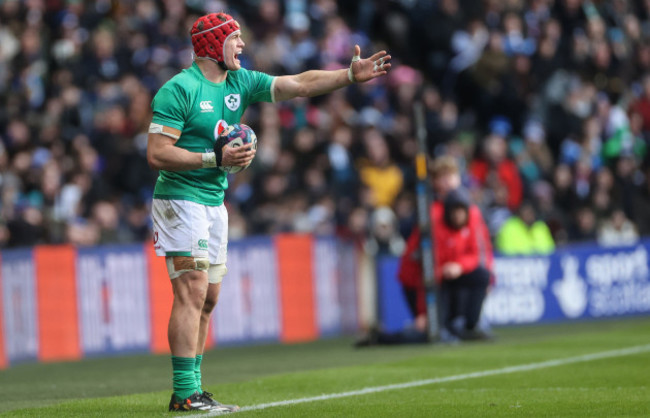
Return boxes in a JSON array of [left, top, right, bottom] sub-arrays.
[[208, 264, 227, 284], [166, 256, 210, 279]]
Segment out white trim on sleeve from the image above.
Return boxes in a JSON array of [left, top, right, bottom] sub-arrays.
[[270, 77, 277, 103]]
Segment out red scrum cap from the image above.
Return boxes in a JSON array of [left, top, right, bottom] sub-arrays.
[[191, 12, 240, 63]]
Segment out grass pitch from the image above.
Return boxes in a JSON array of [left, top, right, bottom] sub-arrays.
[[1, 317, 649, 417]]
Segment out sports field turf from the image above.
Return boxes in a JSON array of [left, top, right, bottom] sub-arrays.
[[1, 317, 649, 417]]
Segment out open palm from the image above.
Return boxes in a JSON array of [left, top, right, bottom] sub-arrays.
[[350, 45, 392, 83]]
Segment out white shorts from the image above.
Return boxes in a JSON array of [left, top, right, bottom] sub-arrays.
[[152, 199, 228, 265]]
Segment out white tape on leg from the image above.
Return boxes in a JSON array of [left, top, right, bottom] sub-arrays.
[[208, 264, 227, 284], [166, 257, 210, 280]]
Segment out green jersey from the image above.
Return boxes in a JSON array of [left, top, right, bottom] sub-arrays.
[[151, 62, 275, 206]]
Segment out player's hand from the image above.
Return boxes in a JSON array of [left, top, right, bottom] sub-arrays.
[[349, 45, 391, 83], [442, 262, 463, 279], [221, 142, 256, 167], [414, 314, 427, 332]]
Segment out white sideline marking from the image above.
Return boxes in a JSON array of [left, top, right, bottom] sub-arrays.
[[194, 344, 650, 416]]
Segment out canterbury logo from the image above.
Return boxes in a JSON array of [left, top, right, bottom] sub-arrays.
[[200, 101, 214, 112]]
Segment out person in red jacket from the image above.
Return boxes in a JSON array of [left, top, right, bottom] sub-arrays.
[[399, 187, 493, 341], [438, 188, 493, 338], [356, 157, 494, 346]]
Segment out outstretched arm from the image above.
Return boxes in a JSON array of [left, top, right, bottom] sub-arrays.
[[273, 45, 391, 102]]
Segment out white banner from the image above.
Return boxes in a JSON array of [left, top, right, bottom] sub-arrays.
[[77, 247, 150, 354], [1, 250, 38, 362], [214, 239, 281, 344]]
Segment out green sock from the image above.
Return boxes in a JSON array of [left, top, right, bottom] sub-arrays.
[[172, 356, 198, 400], [194, 354, 203, 394]]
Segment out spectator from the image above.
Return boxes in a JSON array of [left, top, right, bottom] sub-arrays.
[[552, 163, 578, 215], [569, 206, 598, 242], [629, 75, 650, 132], [429, 155, 462, 200], [2, 0, 650, 248], [633, 164, 650, 235], [532, 180, 569, 245], [469, 120, 523, 211], [597, 207, 639, 247], [364, 207, 405, 257], [591, 167, 616, 221], [483, 180, 512, 237], [514, 119, 554, 183], [496, 201, 556, 255], [327, 125, 358, 196], [397, 157, 493, 341], [357, 127, 404, 208], [436, 188, 493, 340], [7, 205, 46, 247], [397, 187, 493, 342]]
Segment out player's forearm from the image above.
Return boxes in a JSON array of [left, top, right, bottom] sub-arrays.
[[147, 144, 204, 171], [293, 69, 351, 97]]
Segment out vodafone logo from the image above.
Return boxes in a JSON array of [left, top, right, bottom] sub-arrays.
[[200, 100, 214, 112], [214, 119, 229, 139]]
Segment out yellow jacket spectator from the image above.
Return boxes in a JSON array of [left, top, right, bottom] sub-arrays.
[[496, 202, 555, 255], [358, 128, 404, 207], [359, 164, 404, 206]]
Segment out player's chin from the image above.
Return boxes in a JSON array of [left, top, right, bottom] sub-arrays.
[[226, 59, 241, 71]]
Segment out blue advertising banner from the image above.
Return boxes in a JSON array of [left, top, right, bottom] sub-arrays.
[[484, 242, 650, 325], [0, 249, 37, 363], [377, 257, 413, 333], [76, 245, 150, 355], [377, 240, 650, 330]]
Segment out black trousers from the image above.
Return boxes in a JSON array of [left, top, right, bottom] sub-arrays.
[[403, 266, 490, 332], [438, 266, 491, 332]]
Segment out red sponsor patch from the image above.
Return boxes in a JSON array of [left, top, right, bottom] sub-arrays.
[[216, 119, 229, 136]]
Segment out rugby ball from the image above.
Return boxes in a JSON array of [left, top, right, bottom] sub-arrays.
[[219, 123, 257, 173]]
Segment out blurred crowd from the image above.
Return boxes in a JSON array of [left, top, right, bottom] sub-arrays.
[[1, 0, 650, 252]]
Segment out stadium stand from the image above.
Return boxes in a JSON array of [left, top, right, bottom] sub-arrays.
[[0, 0, 649, 249]]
